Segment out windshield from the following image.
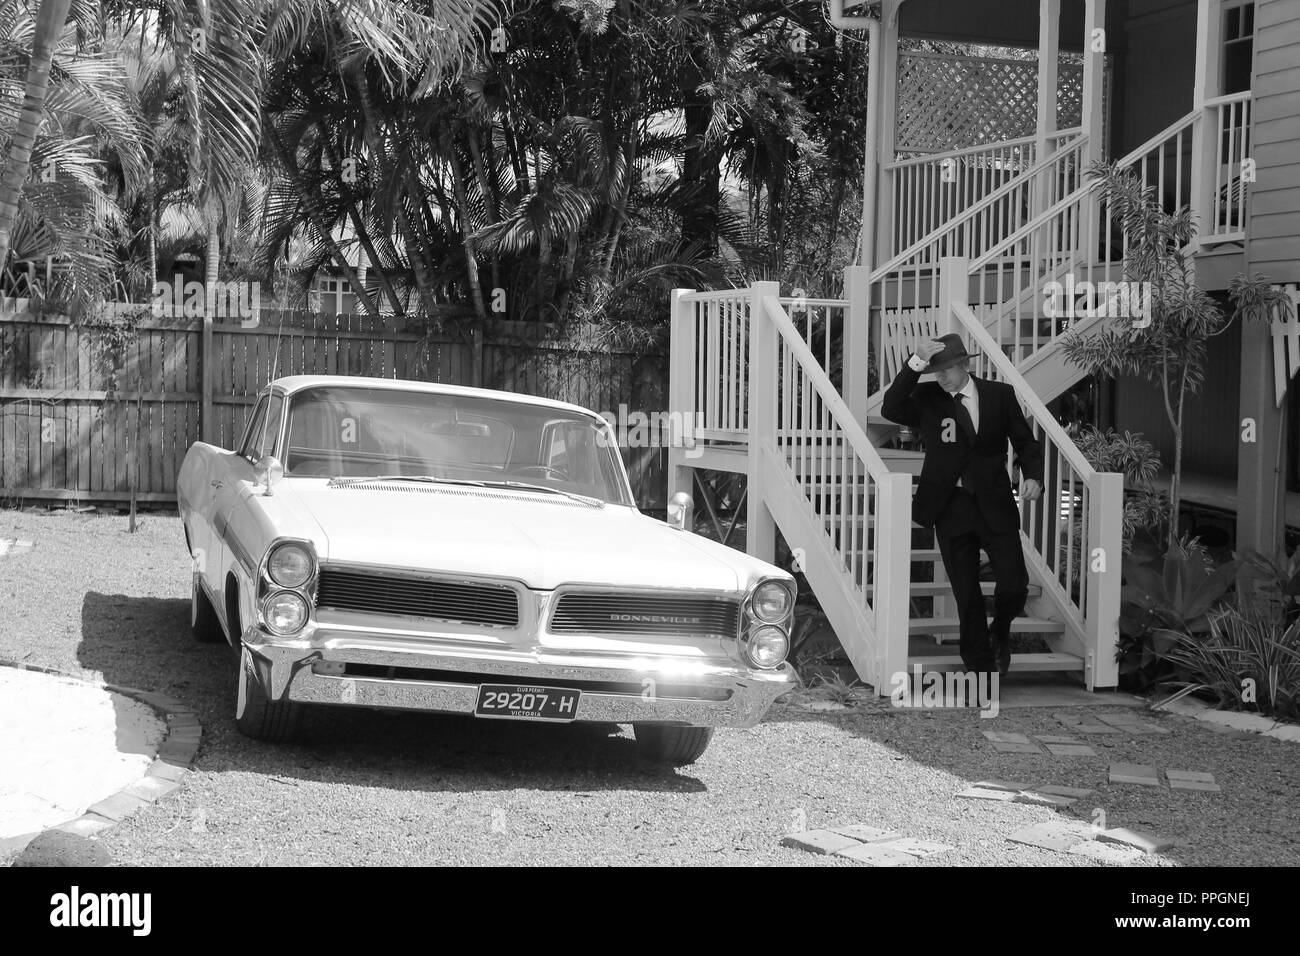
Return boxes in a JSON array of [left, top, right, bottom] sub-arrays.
[[279, 386, 634, 506]]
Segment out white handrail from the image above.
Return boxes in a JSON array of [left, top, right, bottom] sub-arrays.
[[870, 134, 1089, 283], [968, 109, 1205, 272], [1114, 109, 1198, 167], [679, 288, 747, 302], [951, 300, 1096, 478], [1203, 90, 1252, 108], [885, 133, 1038, 170], [760, 295, 893, 481], [967, 186, 1090, 271]]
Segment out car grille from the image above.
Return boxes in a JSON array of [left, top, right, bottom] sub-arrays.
[[549, 592, 740, 639], [315, 568, 520, 628]]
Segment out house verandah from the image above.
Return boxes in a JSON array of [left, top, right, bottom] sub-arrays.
[[665, 0, 1300, 694]]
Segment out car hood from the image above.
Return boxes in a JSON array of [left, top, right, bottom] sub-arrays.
[[282, 480, 771, 593]]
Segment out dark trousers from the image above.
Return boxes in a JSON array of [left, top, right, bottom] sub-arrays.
[[934, 488, 1030, 673]]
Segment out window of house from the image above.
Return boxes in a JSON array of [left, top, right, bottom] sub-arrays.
[[1221, 1, 1255, 95]]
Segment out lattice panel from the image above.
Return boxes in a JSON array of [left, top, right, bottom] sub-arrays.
[[896, 52, 1099, 154]]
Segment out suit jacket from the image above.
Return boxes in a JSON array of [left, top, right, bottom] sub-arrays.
[[881, 365, 1044, 534]]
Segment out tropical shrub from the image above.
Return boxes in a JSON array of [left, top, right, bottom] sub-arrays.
[[1157, 600, 1300, 720], [1116, 539, 1239, 690]]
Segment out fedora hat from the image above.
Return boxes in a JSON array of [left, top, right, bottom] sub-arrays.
[[923, 333, 976, 372]]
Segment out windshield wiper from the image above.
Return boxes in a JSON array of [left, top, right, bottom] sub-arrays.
[[472, 480, 604, 508], [328, 474, 604, 508], [327, 475, 449, 488]]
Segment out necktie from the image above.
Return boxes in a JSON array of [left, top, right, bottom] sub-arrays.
[[952, 392, 975, 441]]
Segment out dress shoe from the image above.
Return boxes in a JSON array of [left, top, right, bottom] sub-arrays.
[[994, 635, 1012, 677]]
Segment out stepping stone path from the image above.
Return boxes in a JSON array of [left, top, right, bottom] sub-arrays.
[[1052, 710, 1171, 736], [782, 824, 954, 866], [979, 731, 1099, 757], [981, 731, 1043, 754], [956, 779, 1095, 807], [1094, 712, 1172, 735], [1068, 840, 1146, 863], [1007, 819, 1097, 852], [1054, 711, 1127, 734], [0, 539, 33, 558], [1007, 820, 1173, 860], [1108, 762, 1161, 786], [1035, 735, 1099, 757], [1096, 827, 1178, 855], [1167, 769, 1221, 792]]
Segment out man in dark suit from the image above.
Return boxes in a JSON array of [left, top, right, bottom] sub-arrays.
[[882, 334, 1044, 677]]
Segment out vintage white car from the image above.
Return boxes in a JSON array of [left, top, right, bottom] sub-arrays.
[[177, 375, 797, 764]]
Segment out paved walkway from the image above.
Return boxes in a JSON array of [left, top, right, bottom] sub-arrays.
[[0, 667, 165, 848]]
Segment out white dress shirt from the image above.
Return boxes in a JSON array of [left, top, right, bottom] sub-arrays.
[[909, 353, 979, 487]]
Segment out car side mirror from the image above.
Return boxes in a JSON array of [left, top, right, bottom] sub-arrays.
[[667, 491, 693, 532], [253, 455, 284, 496]]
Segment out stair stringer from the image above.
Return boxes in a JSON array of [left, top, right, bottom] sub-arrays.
[[1016, 304, 1113, 405], [1018, 530, 1089, 664], [755, 442, 893, 691]]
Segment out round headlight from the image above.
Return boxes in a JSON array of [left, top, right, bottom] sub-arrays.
[[263, 591, 309, 635], [745, 625, 790, 669], [268, 543, 313, 588], [751, 580, 793, 623]]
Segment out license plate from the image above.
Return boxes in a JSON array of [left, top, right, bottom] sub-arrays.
[[474, 684, 581, 722]]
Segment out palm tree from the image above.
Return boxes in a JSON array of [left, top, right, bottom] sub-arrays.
[[0, 0, 154, 311], [0, 0, 75, 273]]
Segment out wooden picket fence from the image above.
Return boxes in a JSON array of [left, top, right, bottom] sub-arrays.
[[0, 306, 663, 507]]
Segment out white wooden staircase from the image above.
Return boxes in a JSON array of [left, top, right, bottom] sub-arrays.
[[663, 104, 1255, 694], [667, 274, 1123, 693]]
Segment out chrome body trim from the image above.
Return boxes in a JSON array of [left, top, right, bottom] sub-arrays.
[[240, 619, 796, 728]]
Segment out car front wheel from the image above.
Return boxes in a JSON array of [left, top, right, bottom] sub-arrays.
[[235, 647, 301, 743], [191, 579, 225, 643], [632, 724, 714, 765]]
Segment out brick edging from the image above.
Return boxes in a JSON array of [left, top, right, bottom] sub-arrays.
[[1152, 693, 1300, 742], [0, 660, 201, 855]]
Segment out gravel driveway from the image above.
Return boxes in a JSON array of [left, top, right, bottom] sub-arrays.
[[2, 509, 1297, 866]]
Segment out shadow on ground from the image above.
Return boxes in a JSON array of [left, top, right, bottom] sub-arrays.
[[762, 676, 1300, 867], [77, 592, 706, 794]]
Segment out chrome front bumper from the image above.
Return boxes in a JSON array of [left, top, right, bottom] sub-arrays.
[[241, 625, 797, 728]]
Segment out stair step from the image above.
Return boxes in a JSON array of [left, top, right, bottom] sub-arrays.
[[904, 652, 1085, 672], [909, 548, 966, 562], [907, 617, 1066, 635], [822, 515, 923, 529], [908, 581, 1042, 597]]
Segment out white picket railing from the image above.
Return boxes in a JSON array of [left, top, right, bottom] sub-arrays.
[[942, 259, 1122, 688], [885, 135, 1038, 257], [755, 291, 912, 687], [871, 109, 1220, 401], [669, 288, 853, 446], [1120, 110, 1198, 217], [869, 134, 1090, 390], [667, 280, 910, 686], [670, 289, 754, 443], [1206, 91, 1252, 241]]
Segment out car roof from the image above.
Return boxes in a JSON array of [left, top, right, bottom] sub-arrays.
[[267, 375, 606, 419]]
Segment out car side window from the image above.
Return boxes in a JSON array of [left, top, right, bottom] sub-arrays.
[[239, 397, 268, 458], [252, 394, 284, 461], [238, 394, 283, 462]]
